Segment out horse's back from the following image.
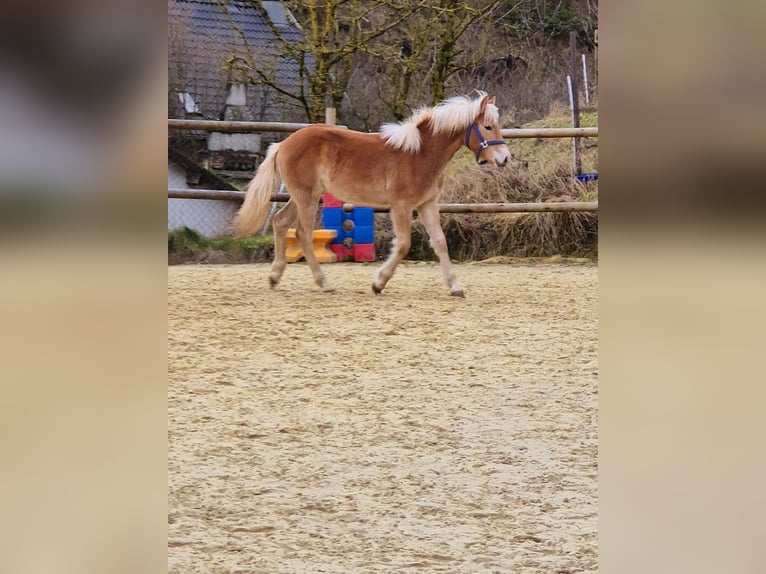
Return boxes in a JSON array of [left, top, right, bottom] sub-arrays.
[[277, 125, 395, 204], [284, 124, 381, 152]]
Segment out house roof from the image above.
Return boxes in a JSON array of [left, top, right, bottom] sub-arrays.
[[168, 0, 306, 122]]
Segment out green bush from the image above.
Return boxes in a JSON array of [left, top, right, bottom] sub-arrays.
[[168, 227, 274, 264]]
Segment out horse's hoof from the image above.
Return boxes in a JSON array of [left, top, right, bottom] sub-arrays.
[[372, 284, 383, 295], [322, 286, 336, 293], [451, 289, 465, 298], [269, 276, 278, 289]]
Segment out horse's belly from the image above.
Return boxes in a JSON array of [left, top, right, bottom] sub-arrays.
[[324, 183, 390, 209]]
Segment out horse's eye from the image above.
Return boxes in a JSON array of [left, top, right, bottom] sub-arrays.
[[484, 125, 492, 131]]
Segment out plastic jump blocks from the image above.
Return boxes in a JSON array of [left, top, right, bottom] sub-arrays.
[[321, 193, 376, 262], [285, 229, 338, 263]]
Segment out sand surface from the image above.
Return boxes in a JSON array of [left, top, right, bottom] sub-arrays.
[[168, 261, 598, 573]]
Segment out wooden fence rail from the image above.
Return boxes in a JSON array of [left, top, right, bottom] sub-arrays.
[[168, 119, 342, 133], [168, 188, 597, 213], [168, 118, 597, 139]]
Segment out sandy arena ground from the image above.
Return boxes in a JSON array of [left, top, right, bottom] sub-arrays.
[[168, 261, 598, 573]]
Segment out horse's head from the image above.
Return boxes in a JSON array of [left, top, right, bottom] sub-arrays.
[[465, 95, 510, 167]]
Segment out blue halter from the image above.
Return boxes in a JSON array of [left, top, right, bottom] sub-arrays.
[[465, 123, 506, 163]]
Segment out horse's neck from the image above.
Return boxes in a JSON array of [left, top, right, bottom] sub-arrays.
[[419, 129, 465, 168]]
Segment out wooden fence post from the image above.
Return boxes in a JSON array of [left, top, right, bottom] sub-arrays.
[[569, 31, 582, 175]]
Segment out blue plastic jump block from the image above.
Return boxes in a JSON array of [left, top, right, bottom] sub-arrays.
[[575, 173, 598, 183], [322, 207, 344, 227], [323, 206, 375, 244], [350, 207, 374, 226], [323, 206, 375, 226], [324, 225, 375, 244], [352, 225, 374, 244], [325, 225, 375, 245]]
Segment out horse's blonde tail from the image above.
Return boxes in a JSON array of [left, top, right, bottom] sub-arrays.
[[233, 142, 282, 236]]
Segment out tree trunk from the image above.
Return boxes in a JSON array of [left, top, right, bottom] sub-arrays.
[[432, 39, 455, 104], [309, 60, 329, 122]]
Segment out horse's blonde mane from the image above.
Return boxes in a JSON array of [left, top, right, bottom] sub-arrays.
[[380, 91, 499, 153]]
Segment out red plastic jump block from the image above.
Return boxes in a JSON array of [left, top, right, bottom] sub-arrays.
[[353, 243, 376, 261], [329, 243, 375, 262], [322, 192, 343, 207]]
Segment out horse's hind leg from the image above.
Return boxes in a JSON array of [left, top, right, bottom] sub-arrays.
[[417, 198, 464, 297], [269, 198, 297, 288], [295, 197, 333, 292], [372, 205, 412, 294]]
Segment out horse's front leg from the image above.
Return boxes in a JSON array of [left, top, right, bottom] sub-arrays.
[[372, 205, 412, 295], [417, 198, 464, 297]]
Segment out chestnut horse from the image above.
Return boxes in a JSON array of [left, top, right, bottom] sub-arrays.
[[233, 91, 510, 297]]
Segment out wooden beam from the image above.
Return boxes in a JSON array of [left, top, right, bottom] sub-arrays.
[[168, 119, 346, 133], [168, 189, 598, 212], [168, 119, 597, 139]]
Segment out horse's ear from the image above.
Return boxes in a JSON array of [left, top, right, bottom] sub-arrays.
[[478, 94, 489, 114], [488, 96, 496, 105]]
